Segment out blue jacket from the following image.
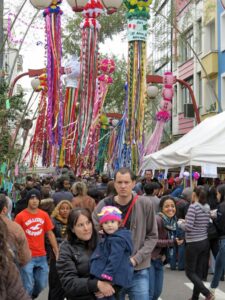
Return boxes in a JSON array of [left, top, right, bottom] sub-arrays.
[[90, 228, 134, 288]]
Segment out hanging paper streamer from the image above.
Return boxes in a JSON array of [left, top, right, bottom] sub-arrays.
[[124, 0, 152, 174], [108, 84, 131, 172], [26, 0, 64, 167], [0, 163, 7, 174], [80, 58, 115, 174], [6, 99, 10, 110], [77, 0, 103, 154], [23, 88, 48, 167], [58, 56, 80, 167], [95, 115, 110, 173], [7, 12, 44, 45], [143, 71, 175, 157], [44, 0, 63, 147]]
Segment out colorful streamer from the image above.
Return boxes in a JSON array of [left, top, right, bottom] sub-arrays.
[[143, 71, 175, 157], [124, 0, 151, 174]]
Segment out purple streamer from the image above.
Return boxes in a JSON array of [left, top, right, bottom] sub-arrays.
[[57, 13, 63, 146], [46, 15, 53, 145]]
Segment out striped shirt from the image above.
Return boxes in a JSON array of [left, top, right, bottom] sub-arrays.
[[183, 202, 210, 243]]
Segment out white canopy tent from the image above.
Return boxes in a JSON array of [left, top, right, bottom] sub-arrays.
[[142, 111, 225, 170]]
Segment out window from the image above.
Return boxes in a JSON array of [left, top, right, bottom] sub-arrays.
[[173, 85, 177, 116], [181, 77, 193, 107], [180, 27, 194, 62], [197, 72, 202, 108], [221, 11, 225, 52], [204, 21, 216, 53], [152, 1, 172, 72], [205, 78, 217, 112], [196, 18, 202, 53], [221, 73, 225, 110]]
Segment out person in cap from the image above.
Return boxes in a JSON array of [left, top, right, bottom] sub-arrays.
[[90, 206, 134, 300], [15, 188, 59, 299]]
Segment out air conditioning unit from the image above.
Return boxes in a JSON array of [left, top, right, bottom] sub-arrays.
[[184, 103, 195, 118]]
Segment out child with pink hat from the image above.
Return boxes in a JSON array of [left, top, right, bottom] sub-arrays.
[[90, 206, 134, 300]]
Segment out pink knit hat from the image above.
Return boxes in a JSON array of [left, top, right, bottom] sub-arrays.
[[98, 206, 122, 225]]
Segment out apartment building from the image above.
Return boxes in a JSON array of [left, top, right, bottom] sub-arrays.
[[149, 0, 219, 140]]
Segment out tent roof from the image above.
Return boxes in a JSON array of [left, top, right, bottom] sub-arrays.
[[142, 112, 225, 170]]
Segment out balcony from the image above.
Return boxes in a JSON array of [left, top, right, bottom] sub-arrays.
[[201, 51, 218, 78]]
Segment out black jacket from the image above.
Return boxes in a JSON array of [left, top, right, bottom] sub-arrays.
[[214, 201, 225, 236], [56, 240, 98, 300]]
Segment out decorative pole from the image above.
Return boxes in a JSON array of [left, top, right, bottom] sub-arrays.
[[123, 0, 152, 174]]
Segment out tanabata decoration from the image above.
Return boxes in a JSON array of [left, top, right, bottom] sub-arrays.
[[143, 71, 175, 157], [110, 84, 131, 171], [26, 0, 64, 166], [80, 58, 115, 174], [7, 12, 44, 45], [58, 56, 80, 167], [95, 114, 110, 173], [123, 0, 152, 174], [23, 83, 48, 167], [43, 0, 63, 150], [77, 0, 104, 157]]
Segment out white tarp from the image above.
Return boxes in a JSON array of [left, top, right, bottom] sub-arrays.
[[142, 111, 225, 170]]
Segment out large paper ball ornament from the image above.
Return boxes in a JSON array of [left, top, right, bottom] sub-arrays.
[[147, 85, 158, 99], [21, 119, 33, 131], [30, 0, 52, 9], [31, 78, 41, 91], [99, 59, 115, 74], [100, 0, 123, 9], [160, 100, 172, 111], [67, 0, 88, 11]]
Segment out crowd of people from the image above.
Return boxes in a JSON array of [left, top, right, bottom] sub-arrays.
[[0, 167, 225, 300]]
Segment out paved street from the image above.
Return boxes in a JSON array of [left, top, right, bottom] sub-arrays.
[[37, 267, 225, 300]]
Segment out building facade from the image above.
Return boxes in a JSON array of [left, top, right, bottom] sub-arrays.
[[149, 0, 220, 142]]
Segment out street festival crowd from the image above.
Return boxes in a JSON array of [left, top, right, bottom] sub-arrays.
[[1, 167, 225, 300]]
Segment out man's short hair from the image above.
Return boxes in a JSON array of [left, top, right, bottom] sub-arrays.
[[145, 169, 152, 174], [144, 182, 160, 196], [114, 168, 136, 181], [101, 174, 109, 184], [0, 194, 8, 213], [26, 176, 33, 182]]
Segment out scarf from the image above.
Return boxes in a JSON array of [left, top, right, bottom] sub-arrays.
[[158, 212, 177, 239]]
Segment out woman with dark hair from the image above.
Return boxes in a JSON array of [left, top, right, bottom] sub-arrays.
[[210, 184, 225, 296], [178, 186, 213, 300], [56, 208, 115, 300], [149, 195, 183, 300], [0, 218, 31, 300]]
